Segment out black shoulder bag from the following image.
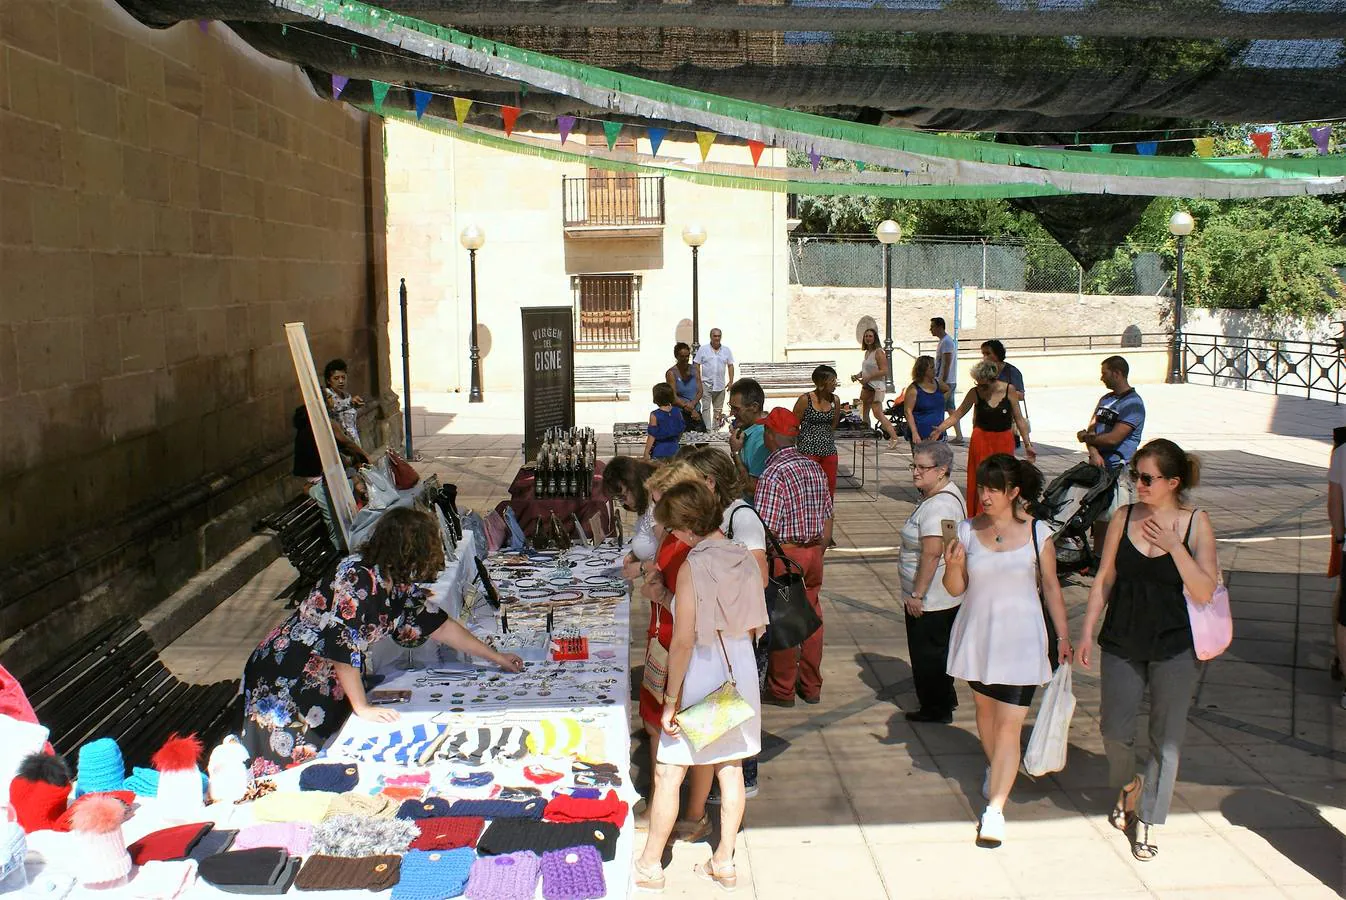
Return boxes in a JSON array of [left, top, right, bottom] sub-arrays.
[[729, 505, 822, 651]]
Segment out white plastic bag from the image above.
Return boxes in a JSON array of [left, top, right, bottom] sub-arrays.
[[360, 466, 400, 509], [1023, 663, 1075, 777]]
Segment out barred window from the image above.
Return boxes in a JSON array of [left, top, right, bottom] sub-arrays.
[[572, 274, 640, 350]]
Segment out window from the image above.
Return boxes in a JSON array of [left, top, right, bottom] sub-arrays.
[[573, 274, 640, 350]]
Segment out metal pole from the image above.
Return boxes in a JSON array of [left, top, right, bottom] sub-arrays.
[[882, 242, 895, 393], [399, 278, 413, 457], [468, 248, 483, 402], [691, 245, 700, 352], [1170, 235, 1185, 383]]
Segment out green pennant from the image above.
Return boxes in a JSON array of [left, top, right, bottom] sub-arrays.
[[602, 121, 623, 151], [1090, 143, 1113, 153], [855, 161, 866, 172], [370, 80, 390, 110]]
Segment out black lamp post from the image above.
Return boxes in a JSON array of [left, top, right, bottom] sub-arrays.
[[1168, 210, 1194, 384], [460, 225, 485, 402], [682, 224, 708, 351], [875, 219, 902, 392]]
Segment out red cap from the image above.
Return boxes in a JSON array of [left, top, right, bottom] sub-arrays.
[[9, 778, 72, 833], [762, 408, 800, 436]]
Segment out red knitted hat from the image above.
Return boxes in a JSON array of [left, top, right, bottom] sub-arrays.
[[409, 816, 485, 851], [9, 754, 72, 834], [128, 822, 214, 865]]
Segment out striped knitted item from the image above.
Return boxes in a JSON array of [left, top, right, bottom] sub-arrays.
[[438, 727, 531, 764], [392, 849, 475, 900], [409, 817, 485, 851], [329, 723, 450, 765], [447, 798, 545, 821], [540, 845, 606, 900], [464, 851, 540, 900]]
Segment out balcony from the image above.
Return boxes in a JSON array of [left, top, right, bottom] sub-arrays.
[[562, 175, 665, 238]]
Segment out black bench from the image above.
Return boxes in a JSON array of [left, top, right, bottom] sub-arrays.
[[26, 616, 242, 767], [255, 493, 339, 606], [575, 365, 632, 401], [738, 361, 836, 396]]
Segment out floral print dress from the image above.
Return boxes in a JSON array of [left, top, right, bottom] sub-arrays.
[[241, 555, 447, 775]]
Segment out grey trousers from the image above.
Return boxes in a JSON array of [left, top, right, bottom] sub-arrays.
[[1100, 649, 1201, 825]]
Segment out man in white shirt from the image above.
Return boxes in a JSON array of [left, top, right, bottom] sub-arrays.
[[930, 317, 963, 442], [694, 328, 736, 429]]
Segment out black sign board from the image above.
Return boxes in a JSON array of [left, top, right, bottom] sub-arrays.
[[521, 306, 575, 460]]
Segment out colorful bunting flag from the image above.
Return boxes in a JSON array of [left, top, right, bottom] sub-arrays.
[[854, 160, 865, 172], [557, 115, 577, 145], [370, 80, 390, 110], [1136, 141, 1158, 156], [1250, 131, 1272, 157], [1311, 125, 1332, 155], [602, 121, 623, 151], [197, 20, 209, 33], [331, 75, 350, 100], [453, 97, 472, 125], [1090, 144, 1112, 153], [1194, 137, 1214, 158], [648, 127, 667, 157], [695, 131, 716, 162], [501, 106, 521, 137], [748, 140, 764, 167], [413, 90, 432, 120], [808, 148, 821, 171]]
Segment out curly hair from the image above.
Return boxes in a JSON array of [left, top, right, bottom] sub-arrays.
[[358, 506, 444, 585]]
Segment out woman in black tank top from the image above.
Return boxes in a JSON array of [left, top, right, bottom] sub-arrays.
[[929, 361, 1033, 516]]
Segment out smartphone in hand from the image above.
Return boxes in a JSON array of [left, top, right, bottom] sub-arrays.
[[941, 519, 958, 550]]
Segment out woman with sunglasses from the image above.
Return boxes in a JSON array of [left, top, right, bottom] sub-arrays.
[[1075, 438, 1218, 863]]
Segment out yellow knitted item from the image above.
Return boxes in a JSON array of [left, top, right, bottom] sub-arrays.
[[250, 790, 333, 824], [322, 792, 398, 821], [525, 719, 582, 757]]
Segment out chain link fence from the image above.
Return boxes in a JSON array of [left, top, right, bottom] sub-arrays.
[[788, 236, 1168, 296]]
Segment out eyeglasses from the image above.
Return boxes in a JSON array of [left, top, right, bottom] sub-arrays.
[[1128, 470, 1170, 486], [909, 463, 939, 473]]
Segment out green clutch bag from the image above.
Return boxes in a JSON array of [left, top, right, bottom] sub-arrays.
[[674, 634, 756, 752]]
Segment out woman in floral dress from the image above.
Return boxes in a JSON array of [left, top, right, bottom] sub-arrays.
[[241, 507, 523, 774]]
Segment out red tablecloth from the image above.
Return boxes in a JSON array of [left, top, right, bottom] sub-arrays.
[[499, 463, 614, 541]]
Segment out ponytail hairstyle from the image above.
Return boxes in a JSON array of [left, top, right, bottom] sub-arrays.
[[1132, 438, 1201, 500], [975, 453, 1044, 518]]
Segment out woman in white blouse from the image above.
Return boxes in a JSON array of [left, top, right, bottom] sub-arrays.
[[605, 456, 661, 565]]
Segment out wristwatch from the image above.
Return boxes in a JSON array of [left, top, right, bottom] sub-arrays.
[[909, 592, 925, 601]]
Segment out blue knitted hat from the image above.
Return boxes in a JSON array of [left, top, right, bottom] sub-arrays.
[[396, 797, 453, 820], [75, 739, 126, 799], [298, 763, 359, 794], [123, 767, 209, 798], [447, 798, 545, 820], [392, 849, 474, 900]]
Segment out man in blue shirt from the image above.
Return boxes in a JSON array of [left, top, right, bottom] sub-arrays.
[[1078, 355, 1146, 558], [728, 377, 769, 497]]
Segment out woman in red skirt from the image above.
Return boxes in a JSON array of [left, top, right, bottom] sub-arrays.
[[930, 360, 1034, 516]]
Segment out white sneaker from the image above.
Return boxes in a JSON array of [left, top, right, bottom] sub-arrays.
[[977, 808, 1005, 847], [981, 767, 990, 801]]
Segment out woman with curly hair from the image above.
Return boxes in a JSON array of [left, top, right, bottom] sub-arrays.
[[241, 507, 523, 774]]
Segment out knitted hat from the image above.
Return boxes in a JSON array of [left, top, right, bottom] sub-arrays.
[[378, 785, 425, 804], [298, 763, 359, 794], [477, 820, 619, 862], [188, 828, 237, 862], [9, 753, 72, 833], [198, 848, 291, 890], [447, 798, 545, 821], [540, 845, 606, 900], [249, 791, 332, 824], [206, 736, 251, 806], [68, 794, 132, 886], [128, 822, 214, 865], [309, 815, 417, 858], [409, 816, 485, 851], [128, 860, 198, 900], [151, 735, 205, 818], [75, 738, 126, 799], [542, 790, 629, 828], [231, 822, 312, 857], [464, 851, 541, 900], [322, 792, 397, 821], [396, 797, 453, 820], [393, 849, 475, 900], [293, 855, 400, 892]]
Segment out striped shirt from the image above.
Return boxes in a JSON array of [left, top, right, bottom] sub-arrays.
[[754, 447, 832, 543]]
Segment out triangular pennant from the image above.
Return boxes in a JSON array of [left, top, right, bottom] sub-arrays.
[[602, 121, 623, 151], [747, 140, 764, 167], [1193, 137, 1214, 158], [1250, 131, 1272, 157], [1136, 141, 1158, 156], [557, 115, 577, 145], [854, 160, 865, 172], [453, 97, 472, 125], [1090, 143, 1112, 153], [197, 20, 209, 33], [413, 90, 432, 120], [648, 127, 667, 157], [1311, 125, 1331, 155], [370, 80, 390, 110], [501, 106, 521, 137], [808, 148, 821, 171], [331, 75, 350, 100], [695, 131, 716, 162], [519, 83, 529, 96]]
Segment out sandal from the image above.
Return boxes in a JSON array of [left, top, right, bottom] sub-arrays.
[[693, 859, 738, 893], [1128, 819, 1158, 862], [1108, 777, 1141, 832], [674, 813, 712, 843], [633, 860, 666, 893]]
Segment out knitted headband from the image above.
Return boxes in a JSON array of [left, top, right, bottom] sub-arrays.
[[409, 817, 485, 851], [540, 845, 606, 900], [294, 855, 400, 892], [392, 849, 475, 900], [464, 851, 541, 900]]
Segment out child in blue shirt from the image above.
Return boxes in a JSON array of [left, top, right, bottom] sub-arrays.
[[645, 382, 685, 460]]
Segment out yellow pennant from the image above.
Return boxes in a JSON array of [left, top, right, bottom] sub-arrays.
[[1193, 136, 1214, 158], [695, 130, 716, 162], [453, 97, 472, 125]]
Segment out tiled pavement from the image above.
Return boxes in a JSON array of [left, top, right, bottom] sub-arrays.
[[164, 384, 1346, 898]]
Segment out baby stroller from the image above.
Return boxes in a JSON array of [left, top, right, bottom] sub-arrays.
[[1036, 462, 1119, 574]]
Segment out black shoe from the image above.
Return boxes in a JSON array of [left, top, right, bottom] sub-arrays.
[[904, 708, 954, 724], [797, 691, 821, 705], [761, 693, 796, 708], [1332, 656, 1343, 682]]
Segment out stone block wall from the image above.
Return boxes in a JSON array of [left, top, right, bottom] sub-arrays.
[[0, 0, 390, 675]]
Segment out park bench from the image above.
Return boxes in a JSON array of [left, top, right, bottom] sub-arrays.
[[255, 493, 339, 606], [738, 361, 836, 396], [575, 365, 632, 401]]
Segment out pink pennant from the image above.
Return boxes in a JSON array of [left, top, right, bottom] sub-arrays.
[[808, 148, 821, 172], [557, 115, 577, 145], [331, 75, 350, 100], [1311, 125, 1331, 155], [197, 20, 209, 33], [1250, 131, 1272, 158], [748, 140, 764, 167]]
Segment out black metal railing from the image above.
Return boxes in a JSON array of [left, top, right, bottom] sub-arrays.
[[562, 175, 665, 227], [1182, 333, 1346, 404], [572, 274, 641, 350], [914, 331, 1164, 356]]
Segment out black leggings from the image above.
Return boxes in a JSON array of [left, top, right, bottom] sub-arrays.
[[969, 681, 1037, 707]]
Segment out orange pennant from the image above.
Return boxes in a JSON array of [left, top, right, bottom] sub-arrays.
[[748, 140, 764, 167], [1250, 131, 1272, 157], [501, 106, 521, 136]]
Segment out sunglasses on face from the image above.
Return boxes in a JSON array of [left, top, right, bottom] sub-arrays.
[[1129, 470, 1170, 487]]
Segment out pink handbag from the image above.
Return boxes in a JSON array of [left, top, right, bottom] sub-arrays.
[[1185, 579, 1232, 661]]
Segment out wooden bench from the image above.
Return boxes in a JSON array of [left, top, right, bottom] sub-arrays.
[[255, 493, 339, 606], [26, 616, 242, 767], [575, 365, 631, 401], [738, 361, 836, 397]]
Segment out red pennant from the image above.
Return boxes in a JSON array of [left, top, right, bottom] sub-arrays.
[[1250, 132, 1272, 157], [748, 140, 764, 167], [501, 106, 521, 137]]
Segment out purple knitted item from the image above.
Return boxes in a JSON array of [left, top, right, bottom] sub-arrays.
[[231, 821, 312, 856], [540, 845, 605, 900], [447, 798, 545, 820], [397, 797, 454, 820], [464, 851, 540, 900]]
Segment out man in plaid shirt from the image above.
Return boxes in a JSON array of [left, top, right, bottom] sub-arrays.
[[755, 408, 833, 706]]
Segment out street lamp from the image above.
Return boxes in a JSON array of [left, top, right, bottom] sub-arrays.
[[460, 225, 486, 402], [1168, 210, 1194, 384], [875, 219, 902, 392], [682, 224, 708, 351]]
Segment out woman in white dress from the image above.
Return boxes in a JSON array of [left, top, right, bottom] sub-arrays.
[[851, 328, 900, 448], [634, 480, 769, 894], [943, 453, 1072, 848]]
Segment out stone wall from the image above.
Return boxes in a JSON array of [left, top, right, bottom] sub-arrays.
[[0, 0, 390, 675]]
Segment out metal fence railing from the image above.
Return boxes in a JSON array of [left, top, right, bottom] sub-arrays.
[[914, 332, 1166, 356], [562, 175, 665, 227], [788, 236, 1168, 296], [1182, 333, 1346, 404]]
